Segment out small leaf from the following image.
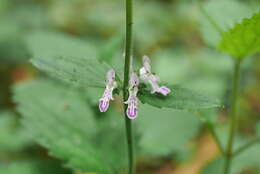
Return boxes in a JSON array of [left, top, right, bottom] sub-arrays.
[[31, 56, 112, 88], [138, 85, 220, 110], [219, 12, 260, 59]]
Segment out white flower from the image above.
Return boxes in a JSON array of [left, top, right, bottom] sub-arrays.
[[140, 56, 171, 96], [99, 69, 117, 112], [124, 73, 139, 119]]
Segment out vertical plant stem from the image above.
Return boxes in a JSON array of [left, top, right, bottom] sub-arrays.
[[123, 0, 134, 173], [224, 59, 242, 174]]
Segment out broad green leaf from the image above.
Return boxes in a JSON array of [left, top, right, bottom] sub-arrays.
[[0, 160, 71, 174], [0, 112, 32, 152], [138, 85, 220, 110], [26, 31, 97, 59], [219, 12, 260, 59], [137, 104, 201, 157], [14, 79, 126, 173], [199, 0, 253, 47], [31, 56, 112, 88]]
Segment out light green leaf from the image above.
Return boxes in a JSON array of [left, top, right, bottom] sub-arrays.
[[28, 32, 122, 88], [138, 85, 220, 110], [219, 12, 260, 59], [14, 79, 126, 173], [26, 31, 97, 59], [0, 160, 71, 174], [31, 56, 112, 88], [137, 104, 201, 157], [199, 0, 253, 47]]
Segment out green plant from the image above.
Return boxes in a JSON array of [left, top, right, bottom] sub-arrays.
[[198, 0, 260, 173]]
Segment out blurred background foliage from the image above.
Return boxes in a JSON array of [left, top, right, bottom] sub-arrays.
[[0, 0, 260, 174]]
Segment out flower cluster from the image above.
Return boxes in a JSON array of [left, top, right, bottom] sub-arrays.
[[99, 56, 171, 119]]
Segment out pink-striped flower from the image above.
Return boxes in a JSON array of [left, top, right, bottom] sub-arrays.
[[99, 69, 117, 112], [140, 55, 171, 96], [124, 73, 139, 119]]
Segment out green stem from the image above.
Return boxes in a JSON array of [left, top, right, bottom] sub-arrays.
[[223, 59, 242, 174], [123, 0, 134, 173]]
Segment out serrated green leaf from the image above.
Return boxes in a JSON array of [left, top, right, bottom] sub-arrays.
[[219, 12, 260, 59], [137, 104, 201, 157], [199, 0, 253, 47], [0, 160, 71, 174], [14, 79, 126, 173], [31, 56, 112, 88], [26, 31, 97, 59], [138, 85, 220, 110]]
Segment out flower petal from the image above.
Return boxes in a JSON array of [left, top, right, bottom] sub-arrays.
[[99, 98, 109, 112], [158, 86, 171, 96]]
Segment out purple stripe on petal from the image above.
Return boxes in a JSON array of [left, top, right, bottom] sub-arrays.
[[126, 107, 138, 119], [99, 99, 109, 112], [126, 98, 138, 119]]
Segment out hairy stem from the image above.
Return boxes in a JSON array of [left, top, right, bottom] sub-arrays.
[[224, 59, 242, 174], [123, 0, 134, 173]]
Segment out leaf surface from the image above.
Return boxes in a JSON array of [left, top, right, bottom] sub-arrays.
[[219, 12, 260, 59], [14, 79, 126, 173], [138, 85, 220, 110]]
